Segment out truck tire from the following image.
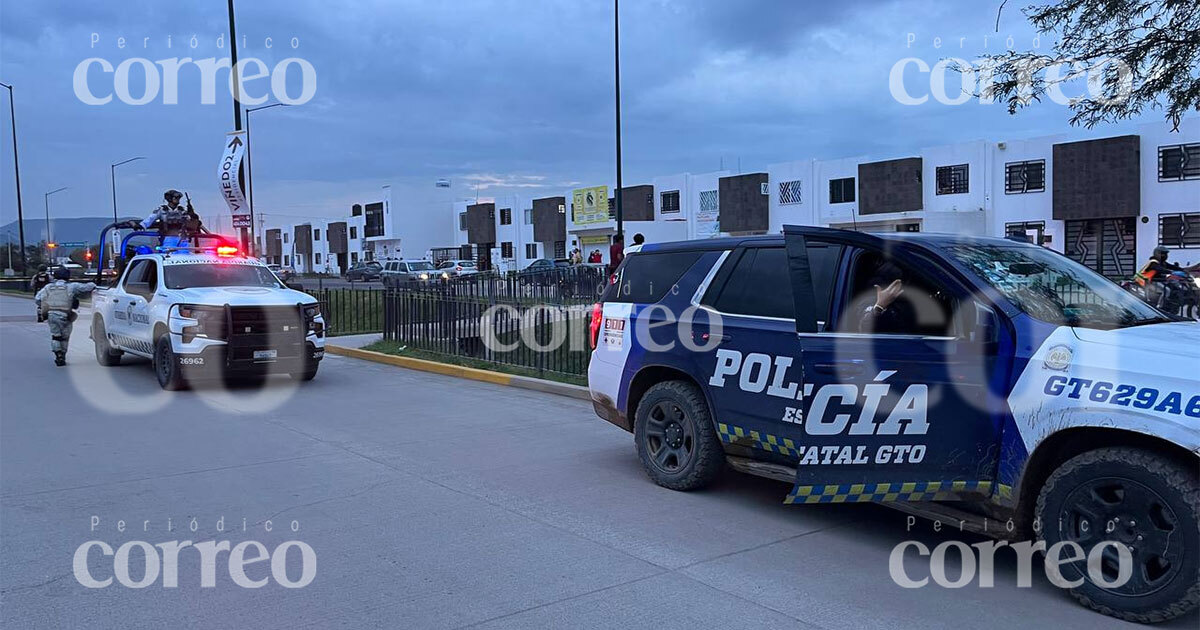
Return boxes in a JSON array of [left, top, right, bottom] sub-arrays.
[[92, 317, 122, 366], [290, 363, 319, 381], [1036, 447, 1199, 623], [153, 335, 187, 391], [634, 380, 723, 491]]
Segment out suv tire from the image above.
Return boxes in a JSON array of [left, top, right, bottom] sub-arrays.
[[1036, 447, 1199, 623], [634, 380, 723, 491], [92, 317, 122, 366], [153, 335, 187, 391]]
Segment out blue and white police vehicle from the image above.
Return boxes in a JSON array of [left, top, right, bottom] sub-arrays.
[[587, 226, 1199, 622], [90, 234, 325, 390]]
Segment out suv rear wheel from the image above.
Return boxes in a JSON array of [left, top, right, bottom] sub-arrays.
[[634, 380, 723, 491], [1036, 447, 1199, 623]]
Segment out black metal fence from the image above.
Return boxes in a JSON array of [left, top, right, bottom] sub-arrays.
[[400, 265, 610, 305], [380, 267, 606, 378], [382, 291, 593, 379], [305, 288, 386, 336]]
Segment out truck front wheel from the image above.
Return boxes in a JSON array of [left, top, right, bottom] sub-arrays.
[[153, 335, 187, 391], [1036, 447, 1199, 623]]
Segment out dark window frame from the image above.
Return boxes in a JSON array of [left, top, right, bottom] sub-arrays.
[[779, 179, 803, 205], [1004, 159, 1046, 194], [829, 177, 855, 204], [1158, 212, 1200, 248], [660, 190, 681, 214], [1158, 144, 1200, 182], [936, 164, 970, 195], [500, 208, 512, 225], [458, 212, 467, 231], [501, 241, 514, 258]]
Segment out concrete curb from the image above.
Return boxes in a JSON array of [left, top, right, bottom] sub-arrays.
[[324, 344, 592, 401]]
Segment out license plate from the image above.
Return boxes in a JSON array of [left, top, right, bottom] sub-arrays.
[[253, 350, 278, 360]]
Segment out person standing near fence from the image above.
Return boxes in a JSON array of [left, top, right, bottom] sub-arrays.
[[607, 234, 625, 274]]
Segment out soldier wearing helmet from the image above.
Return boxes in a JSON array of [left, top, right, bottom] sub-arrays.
[[34, 266, 97, 366]]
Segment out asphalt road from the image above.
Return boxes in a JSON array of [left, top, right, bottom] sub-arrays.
[[0, 294, 1194, 629]]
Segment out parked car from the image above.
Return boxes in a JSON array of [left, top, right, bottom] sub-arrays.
[[435, 259, 478, 279], [266, 264, 295, 283], [521, 258, 572, 273], [380, 259, 437, 288], [345, 261, 383, 282]]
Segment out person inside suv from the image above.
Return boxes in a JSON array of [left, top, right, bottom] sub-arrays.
[[841, 254, 953, 336]]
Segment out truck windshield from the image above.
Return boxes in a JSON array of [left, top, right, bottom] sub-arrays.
[[164, 264, 283, 289], [407, 262, 435, 271], [944, 244, 1169, 330]]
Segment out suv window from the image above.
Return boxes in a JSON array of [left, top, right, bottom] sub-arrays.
[[607, 251, 703, 304], [707, 244, 842, 323], [713, 248, 792, 319], [835, 247, 958, 337]]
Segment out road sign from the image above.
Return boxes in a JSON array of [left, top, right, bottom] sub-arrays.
[[58, 241, 86, 248], [231, 214, 252, 229], [218, 131, 248, 215]]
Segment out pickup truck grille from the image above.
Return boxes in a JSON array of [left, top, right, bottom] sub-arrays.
[[226, 305, 306, 361]]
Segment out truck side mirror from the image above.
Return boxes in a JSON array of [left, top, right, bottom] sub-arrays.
[[285, 280, 304, 291]]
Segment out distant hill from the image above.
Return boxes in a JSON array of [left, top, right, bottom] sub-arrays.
[[0, 217, 137, 247]]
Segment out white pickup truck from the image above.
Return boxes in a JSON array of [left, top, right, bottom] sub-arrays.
[[90, 250, 326, 389]]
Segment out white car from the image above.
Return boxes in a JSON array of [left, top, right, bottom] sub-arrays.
[[436, 259, 478, 279], [90, 248, 325, 389]]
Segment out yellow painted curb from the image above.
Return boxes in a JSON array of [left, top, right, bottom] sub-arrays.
[[324, 344, 591, 401]]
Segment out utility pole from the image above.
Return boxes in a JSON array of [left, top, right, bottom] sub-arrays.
[[227, 0, 249, 254], [0, 82, 27, 271], [613, 0, 624, 240]]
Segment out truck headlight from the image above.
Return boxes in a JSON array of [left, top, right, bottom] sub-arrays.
[[175, 304, 226, 342], [303, 304, 324, 336]]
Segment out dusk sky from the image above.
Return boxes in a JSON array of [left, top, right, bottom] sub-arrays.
[[0, 0, 1178, 230]]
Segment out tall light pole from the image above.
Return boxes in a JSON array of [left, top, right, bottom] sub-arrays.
[[246, 102, 288, 257], [111, 156, 145, 267], [44, 186, 68, 261], [0, 81, 27, 271], [613, 0, 625, 242]]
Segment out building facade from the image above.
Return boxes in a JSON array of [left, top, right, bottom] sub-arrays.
[[259, 118, 1199, 278]]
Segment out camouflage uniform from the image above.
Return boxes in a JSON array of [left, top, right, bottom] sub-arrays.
[[34, 279, 96, 364]]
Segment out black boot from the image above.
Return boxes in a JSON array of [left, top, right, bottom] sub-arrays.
[[54, 351, 66, 367]]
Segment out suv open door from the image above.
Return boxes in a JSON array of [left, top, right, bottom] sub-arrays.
[[782, 225, 1006, 504]]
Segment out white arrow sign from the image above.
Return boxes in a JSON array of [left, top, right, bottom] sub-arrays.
[[218, 131, 248, 215]]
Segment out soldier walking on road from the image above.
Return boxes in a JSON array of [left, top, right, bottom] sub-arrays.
[[34, 267, 96, 366]]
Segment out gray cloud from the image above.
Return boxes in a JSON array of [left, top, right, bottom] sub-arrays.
[[0, 0, 1167, 230]]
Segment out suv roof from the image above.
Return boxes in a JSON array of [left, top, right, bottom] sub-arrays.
[[641, 230, 1031, 254]]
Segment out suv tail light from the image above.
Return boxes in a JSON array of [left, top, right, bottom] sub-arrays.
[[589, 302, 603, 349]]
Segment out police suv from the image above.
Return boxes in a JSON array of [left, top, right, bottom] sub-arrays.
[[90, 244, 325, 389], [587, 226, 1199, 622]]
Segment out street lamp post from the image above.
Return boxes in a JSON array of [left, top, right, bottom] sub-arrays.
[[0, 81, 27, 271], [613, 0, 624, 241], [245, 102, 288, 258], [44, 186, 68, 261], [110, 156, 145, 267]]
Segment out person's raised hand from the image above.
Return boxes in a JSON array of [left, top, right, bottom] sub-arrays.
[[875, 279, 904, 310]]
